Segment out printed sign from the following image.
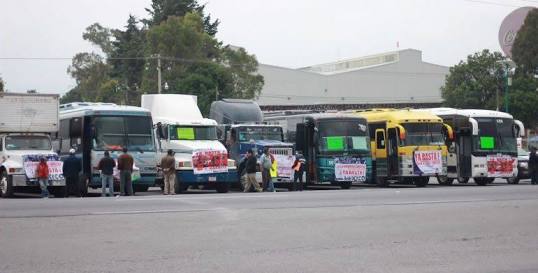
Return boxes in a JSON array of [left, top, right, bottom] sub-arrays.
[[192, 150, 228, 175], [413, 151, 443, 175], [273, 154, 295, 179], [486, 155, 515, 177], [334, 157, 367, 182], [23, 154, 64, 181]]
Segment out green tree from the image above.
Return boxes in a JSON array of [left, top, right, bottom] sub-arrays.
[[62, 52, 110, 103], [144, 0, 219, 35], [0, 76, 4, 92], [512, 8, 538, 75], [442, 50, 506, 110]]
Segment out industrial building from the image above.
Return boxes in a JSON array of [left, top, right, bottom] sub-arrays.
[[256, 49, 449, 111]]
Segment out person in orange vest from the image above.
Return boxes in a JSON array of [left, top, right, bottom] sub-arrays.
[[36, 157, 50, 198], [292, 152, 306, 191]]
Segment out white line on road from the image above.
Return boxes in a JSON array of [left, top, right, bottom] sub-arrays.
[[114, 193, 291, 202]]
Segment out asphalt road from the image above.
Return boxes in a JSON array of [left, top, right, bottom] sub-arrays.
[[1, 180, 537, 273]]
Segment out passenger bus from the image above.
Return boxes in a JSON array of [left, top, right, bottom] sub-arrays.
[[424, 108, 524, 185], [351, 109, 453, 187], [56, 103, 158, 194], [266, 113, 372, 189]]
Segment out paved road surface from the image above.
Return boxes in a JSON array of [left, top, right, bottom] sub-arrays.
[[1, 182, 537, 273]]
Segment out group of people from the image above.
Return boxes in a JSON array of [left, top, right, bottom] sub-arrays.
[[36, 148, 136, 198], [238, 147, 306, 193]]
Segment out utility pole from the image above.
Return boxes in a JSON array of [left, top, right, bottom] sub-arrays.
[[157, 54, 162, 94]]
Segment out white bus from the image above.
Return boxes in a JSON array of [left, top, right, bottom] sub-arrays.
[[56, 103, 158, 194], [425, 108, 524, 185]]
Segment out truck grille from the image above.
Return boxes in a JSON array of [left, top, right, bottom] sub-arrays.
[[269, 147, 293, 156]]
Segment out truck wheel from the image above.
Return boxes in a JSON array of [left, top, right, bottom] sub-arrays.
[[474, 178, 488, 186], [457, 177, 469, 184], [376, 176, 390, 187], [340, 182, 352, 189], [0, 172, 15, 198], [215, 183, 229, 193], [52, 186, 67, 198], [437, 176, 454, 185], [414, 177, 429, 187], [174, 180, 185, 194], [507, 177, 520, 184]]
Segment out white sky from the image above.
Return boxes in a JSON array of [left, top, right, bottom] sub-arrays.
[[0, 0, 535, 94]]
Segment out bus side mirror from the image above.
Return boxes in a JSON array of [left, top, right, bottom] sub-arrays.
[[156, 123, 167, 139]]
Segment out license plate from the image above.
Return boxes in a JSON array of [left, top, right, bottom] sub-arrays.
[[50, 180, 65, 186], [208, 176, 217, 182]]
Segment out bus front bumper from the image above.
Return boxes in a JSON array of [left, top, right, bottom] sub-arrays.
[[176, 170, 237, 185]]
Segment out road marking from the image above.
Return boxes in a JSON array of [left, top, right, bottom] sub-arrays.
[[114, 194, 291, 202]]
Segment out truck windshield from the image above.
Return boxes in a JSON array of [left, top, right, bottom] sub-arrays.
[[170, 126, 217, 140], [92, 116, 155, 152], [473, 118, 516, 153], [5, 136, 51, 150], [238, 126, 283, 142], [401, 123, 445, 146], [317, 120, 370, 154]]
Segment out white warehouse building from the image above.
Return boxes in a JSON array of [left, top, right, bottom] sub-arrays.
[[256, 49, 449, 110]]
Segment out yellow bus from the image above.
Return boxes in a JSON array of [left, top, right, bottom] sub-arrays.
[[350, 109, 453, 187]]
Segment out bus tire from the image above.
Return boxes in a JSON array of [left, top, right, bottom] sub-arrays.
[[174, 180, 185, 194], [474, 178, 488, 186], [80, 175, 89, 197], [340, 182, 352, 189], [507, 177, 520, 184], [134, 185, 149, 192], [437, 176, 453, 185], [52, 186, 67, 198], [0, 172, 15, 198], [415, 177, 429, 187], [457, 177, 469, 184], [376, 176, 389, 187], [215, 183, 229, 193]]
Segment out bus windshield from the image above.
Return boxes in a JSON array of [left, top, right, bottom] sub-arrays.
[[237, 126, 283, 142], [5, 135, 51, 150], [473, 118, 516, 153], [318, 120, 369, 154], [92, 116, 154, 152], [170, 126, 217, 141], [401, 123, 445, 146]]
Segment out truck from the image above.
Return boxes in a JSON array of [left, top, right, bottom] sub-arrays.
[[209, 99, 295, 188], [142, 94, 237, 193], [0, 93, 67, 198]]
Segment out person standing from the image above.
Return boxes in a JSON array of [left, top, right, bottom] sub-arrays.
[[98, 151, 116, 197], [62, 149, 82, 197], [160, 149, 176, 195], [260, 148, 275, 192], [292, 156, 305, 191], [117, 147, 134, 196], [529, 147, 538, 185], [36, 157, 50, 198], [244, 149, 262, 192]]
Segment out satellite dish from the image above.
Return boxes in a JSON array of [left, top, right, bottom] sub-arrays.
[[498, 7, 536, 58]]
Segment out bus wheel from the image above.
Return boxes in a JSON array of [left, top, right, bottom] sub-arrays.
[[215, 183, 229, 193], [437, 176, 454, 185], [52, 186, 67, 198], [340, 182, 352, 189], [507, 177, 520, 184], [474, 178, 488, 186], [457, 177, 469, 184], [134, 185, 149, 192], [414, 177, 429, 187], [376, 176, 389, 187], [174, 180, 186, 194], [0, 172, 15, 198], [79, 175, 89, 197]]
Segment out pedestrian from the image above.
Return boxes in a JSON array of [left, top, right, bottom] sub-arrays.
[[36, 157, 50, 198], [117, 147, 134, 196], [243, 149, 262, 192], [529, 147, 538, 185], [260, 148, 275, 192], [292, 154, 305, 191], [160, 149, 176, 195], [98, 151, 116, 197], [62, 149, 82, 197]]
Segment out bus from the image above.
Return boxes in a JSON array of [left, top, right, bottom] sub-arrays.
[[266, 113, 372, 189], [56, 103, 158, 194], [351, 109, 453, 187], [424, 108, 524, 185]]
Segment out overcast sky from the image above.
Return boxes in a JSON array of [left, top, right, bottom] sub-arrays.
[[0, 0, 535, 94]]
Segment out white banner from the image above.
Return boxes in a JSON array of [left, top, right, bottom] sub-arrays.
[[273, 154, 295, 179], [486, 155, 515, 177], [334, 158, 367, 182], [413, 150, 443, 175], [192, 150, 228, 175], [23, 154, 64, 181]]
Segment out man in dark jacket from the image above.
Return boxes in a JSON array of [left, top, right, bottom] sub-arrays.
[[63, 149, 82, 197], [243, 149, 262, 192], [529, 147, 538, 185], [117, 147, 134, 196], [98, 151, 116, 197]]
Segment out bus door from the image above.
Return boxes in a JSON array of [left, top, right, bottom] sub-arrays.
[[457, 134, 472, 178], [387, 128, 399, 176], [296, 122, 314, 183], [374, 129, 388, 177]]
